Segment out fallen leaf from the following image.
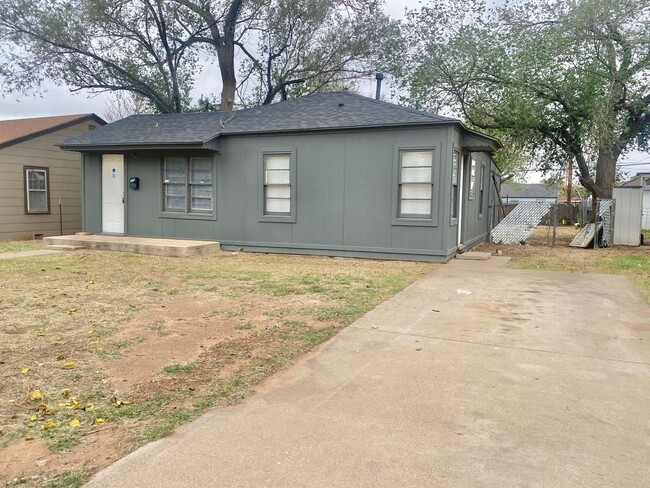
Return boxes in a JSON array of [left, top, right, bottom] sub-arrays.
[[21, 368, 29, 374], [111, 397, 131, 408], [89, 340, 100, 345], [85, 403, 94, 411], [67, 308, 78, 315], [30, 414, 38, 421], [42, 421, 56, 430], [29, 390, 43, 401], [70, 419, 80, 427], [63, 361, 76, 368], [94, 418, 105, 425]]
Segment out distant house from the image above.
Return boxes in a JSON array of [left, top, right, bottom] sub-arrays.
[[621, 173, 650, 228], [0, 114, 106, 240], [60, 92, 502, 262], [501, 183, 559, 204]]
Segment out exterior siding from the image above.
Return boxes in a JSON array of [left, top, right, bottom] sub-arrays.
[[81, 125, 498, 261], [461, 151, 493, 247], [0, 121, 98, 240]]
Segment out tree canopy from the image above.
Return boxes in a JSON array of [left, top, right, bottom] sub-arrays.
[[404, 0, 650, 198], [0, 0, 199, 113], [0, 0, 395, 113]]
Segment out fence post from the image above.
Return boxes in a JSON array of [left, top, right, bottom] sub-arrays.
[[552, 204, 557, 247]]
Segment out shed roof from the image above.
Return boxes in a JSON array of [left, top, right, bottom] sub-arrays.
[[0, 113, 106, 150], [501, 183, 559, 200], [59, 92, 500, 151]]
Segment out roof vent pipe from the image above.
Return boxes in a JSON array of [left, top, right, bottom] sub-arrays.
[[375, 72, 383, 100]]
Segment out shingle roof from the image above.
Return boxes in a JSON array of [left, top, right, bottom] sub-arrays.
[[501, 183, 559, 199], [0, 114, 106, 149], [60, 91, 476, 150]]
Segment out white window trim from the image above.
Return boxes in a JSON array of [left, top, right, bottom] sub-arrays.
[[468, 157, 476, 200], [478, 163, 486, 218], [259, 148, 297, 223], [392, 145, 438, 227], [451, 149, 460, 224], [24, 166, 50, 214]]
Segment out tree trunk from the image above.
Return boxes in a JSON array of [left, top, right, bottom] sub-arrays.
[[594, 150, 617, 199], [217, 42, 236, 111]]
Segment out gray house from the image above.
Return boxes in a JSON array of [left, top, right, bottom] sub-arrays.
[[60, 92, 501, 262]]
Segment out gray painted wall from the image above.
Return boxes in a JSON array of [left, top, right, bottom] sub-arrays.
[[82, 126, 498, 261]]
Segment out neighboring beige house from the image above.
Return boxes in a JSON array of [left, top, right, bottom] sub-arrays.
[[0, 114, 106, 240]]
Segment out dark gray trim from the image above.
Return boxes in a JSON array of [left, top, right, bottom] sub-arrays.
[[159, 155, 217, 220], [62, 143, 219, 152], [219, 240, 452, 263]]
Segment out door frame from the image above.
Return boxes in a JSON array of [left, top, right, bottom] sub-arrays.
[[101, 154, 126, 235]]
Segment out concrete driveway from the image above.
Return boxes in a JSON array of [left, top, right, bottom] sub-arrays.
[[86, 257, 650, 488]]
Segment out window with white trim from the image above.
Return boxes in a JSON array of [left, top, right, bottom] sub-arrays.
[[469, 157, 476, 199], [451, 151, 459, 219], [263, 154, 291, 215], [24, 167, 49, 214], [399, 150, 434, 218], [479, 164, 485, 216], [163, 157, 213, 214]]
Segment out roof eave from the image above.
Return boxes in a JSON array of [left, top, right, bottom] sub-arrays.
[[0, 114, 107, 151], [59, 141, 219, 152]]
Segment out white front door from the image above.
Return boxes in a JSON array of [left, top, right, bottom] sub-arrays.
[[102, 154, 125, 234]]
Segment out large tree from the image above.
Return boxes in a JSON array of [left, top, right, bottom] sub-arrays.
[[405, 0, 650, 199], [0, 0, 199, 113], [236, 0, 400, 106]]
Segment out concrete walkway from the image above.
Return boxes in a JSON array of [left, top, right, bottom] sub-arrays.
[[0, 249, 62, 260], [86, 258, 650, 488]]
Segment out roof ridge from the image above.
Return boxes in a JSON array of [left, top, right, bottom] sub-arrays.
[[336, 90, 454, 122]]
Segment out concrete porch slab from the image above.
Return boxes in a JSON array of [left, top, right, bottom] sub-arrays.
[[43, 235, 220, 257]]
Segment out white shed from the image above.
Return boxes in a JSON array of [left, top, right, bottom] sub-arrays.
[[613, 185, 643, 246]]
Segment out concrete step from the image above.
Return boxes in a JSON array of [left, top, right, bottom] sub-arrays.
[[46, 244, 87, 251], [456, 251, 492, 261], [44, 235, 220, 257]]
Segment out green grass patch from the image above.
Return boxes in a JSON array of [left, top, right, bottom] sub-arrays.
[[211, 309, 244, 318], [234, 321, 254, 330], [96, 337, 145, 358], [0, 240, 42, 254], [145, 320, 165, 333], [44, 470, 91, 488], [162, 362, 197, 374]]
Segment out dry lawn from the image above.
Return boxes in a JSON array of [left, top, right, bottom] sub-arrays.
[[0, 249, 433, 487]]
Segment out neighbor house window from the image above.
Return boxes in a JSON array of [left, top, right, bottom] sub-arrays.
[[263, 154, 291, 215], [163, 157, 213, 214], [24, 167, 50, 214], [468, 157, 476, 199], [399, 150, 434, 218], [451, 151, 459, 219], [479, 164, 485, 216]]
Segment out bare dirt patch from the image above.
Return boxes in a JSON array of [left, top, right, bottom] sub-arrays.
[[0, 250, 432, 487]]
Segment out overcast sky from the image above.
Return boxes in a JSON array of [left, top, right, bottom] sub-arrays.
[[0, 0, 647, 178]]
